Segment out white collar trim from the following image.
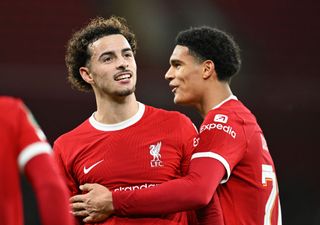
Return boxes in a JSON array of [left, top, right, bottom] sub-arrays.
[[89, 102, 145, 131], [212, 95, 238, 110]]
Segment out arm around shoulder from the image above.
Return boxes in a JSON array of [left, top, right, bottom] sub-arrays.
[[113, 157, 225, 216]]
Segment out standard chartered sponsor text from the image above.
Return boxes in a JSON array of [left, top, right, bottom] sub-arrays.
[[114, 183, 159, 192]]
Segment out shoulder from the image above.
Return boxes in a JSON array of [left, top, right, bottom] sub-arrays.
[[145, 105, 191, 121], [144, 105, 196, 134], [207, 99, 255, 123], [54, 119, 90, 146], [0, 96, 23, 110], [201, 100, 258, 138], [0, 96, 28, 124]]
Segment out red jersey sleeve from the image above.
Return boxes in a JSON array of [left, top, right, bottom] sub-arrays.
[[194, 110, 246, 182], [4, 98, 74, 225], [15, 100, 52, 169], [24, 153, 74, 225], [113, 157, 225, 225]]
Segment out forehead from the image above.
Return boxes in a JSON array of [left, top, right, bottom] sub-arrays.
[[89, 34, 131, 54], [170, 45, 194, 62]]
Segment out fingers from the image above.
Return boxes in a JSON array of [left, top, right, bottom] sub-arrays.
[[70, 202, 86, 211], [71, 202, 89, 218], [80, 183, 97, 192], [82, 213, 109, 223], [83, 215, 94, 223], [73, 209, 89, 217], [70, 183, 97, 203], [70, 194, 86, 203]]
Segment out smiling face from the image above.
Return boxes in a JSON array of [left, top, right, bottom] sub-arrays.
[[165, 45, 205, 106], [80, 34, 137, 98]]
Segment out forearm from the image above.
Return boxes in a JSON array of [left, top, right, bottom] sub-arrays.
[[113, 158, 225, 215], [25, 154, 74, 225]]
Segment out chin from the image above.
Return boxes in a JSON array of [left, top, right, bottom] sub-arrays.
[[117, 86, 136, 97], [173, 97, 186, 105], [174, 95, 194, 106]]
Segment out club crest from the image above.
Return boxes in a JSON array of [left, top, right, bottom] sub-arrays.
[[149, 141, 163, 167]]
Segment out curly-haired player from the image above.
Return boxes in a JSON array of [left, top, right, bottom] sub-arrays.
[[55, 16, 223, 225]]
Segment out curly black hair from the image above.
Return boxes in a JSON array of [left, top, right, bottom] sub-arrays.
[[175, 26, 241, 82], [65, 16, 137, 91]]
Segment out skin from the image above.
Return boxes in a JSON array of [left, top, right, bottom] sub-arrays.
[[79, 34, 139, 124], [71, 184, 112, 223], [166, 45, 232, 117], [70, 44, 233, 223]]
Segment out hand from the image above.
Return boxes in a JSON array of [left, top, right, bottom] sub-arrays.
[[70, 183, 114, 223]]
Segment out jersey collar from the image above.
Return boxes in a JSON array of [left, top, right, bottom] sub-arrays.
[[89, 102, 145, 131], [211, 95, 238, 110]]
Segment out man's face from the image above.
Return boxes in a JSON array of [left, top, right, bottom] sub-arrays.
[[165, 45, 204, 106], [87, 34, 137, 97]]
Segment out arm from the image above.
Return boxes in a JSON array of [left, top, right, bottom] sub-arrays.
[[24, 153, 74, 225], [113, 157, 225, 215], [70, 157, 225, 223]]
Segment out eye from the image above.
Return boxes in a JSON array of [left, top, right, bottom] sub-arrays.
[[102, 56, 113, 63], [173, 63, 181, 69], [124, 52, 133, 58]]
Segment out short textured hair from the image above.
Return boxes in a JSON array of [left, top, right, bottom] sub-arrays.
[[65, 16, 137, 91], [175, 26, 241, 82]]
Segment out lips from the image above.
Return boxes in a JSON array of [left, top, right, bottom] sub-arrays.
[[169, 83, 178, 93], [171, 87, 177, 93], [114, 71, 132, 81]]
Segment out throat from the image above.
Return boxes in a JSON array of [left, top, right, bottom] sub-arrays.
[[95, 99, 139, 124]]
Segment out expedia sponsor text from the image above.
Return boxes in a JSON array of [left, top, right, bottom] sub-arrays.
[[200, 122, 236, 138]]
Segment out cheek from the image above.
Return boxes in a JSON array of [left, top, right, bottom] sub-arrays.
[[129, 59, 137, 69], [183, 72, 197, 86], [184, 74, 202, 96], [130, 64, 137, 77]]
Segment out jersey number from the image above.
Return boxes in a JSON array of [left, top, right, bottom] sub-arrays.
[[262, 164, 281, 225]]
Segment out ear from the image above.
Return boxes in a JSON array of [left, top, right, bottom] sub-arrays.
[[202, 60, 215, 80], [79, 67, 95, 85]]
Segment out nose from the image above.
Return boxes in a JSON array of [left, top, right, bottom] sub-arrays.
[[165, 67, 173, 81], [117, 57, 129, 70]]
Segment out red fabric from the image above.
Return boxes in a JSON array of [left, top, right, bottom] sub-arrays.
[[113, 97, 282, 225], [0, 96, 74, 225], [196, 191, 223, 225], [113, 157, 225, 225], [54, 104, 198, 225], [0, 97, 25, 225], [195, 99, 281, 225], [25, 153, 74, 225]]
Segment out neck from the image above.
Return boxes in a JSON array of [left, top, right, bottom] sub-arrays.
[[196, 82, 233, 118], [94, 93, 139, 124]]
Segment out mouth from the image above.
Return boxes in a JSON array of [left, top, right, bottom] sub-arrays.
[[172, 87, 177, 93], [114, 71, 132, 81], [169, 84, 178, 93]]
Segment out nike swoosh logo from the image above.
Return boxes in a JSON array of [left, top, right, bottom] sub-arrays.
[[83, 160, 104, 174]]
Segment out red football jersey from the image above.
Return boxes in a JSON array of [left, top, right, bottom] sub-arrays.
[[193, 95, 282, 225], [54, 103, 198, 225], [0, 97, 51, 225]]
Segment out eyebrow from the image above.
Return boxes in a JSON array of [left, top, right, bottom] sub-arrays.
[[98, 48, 133, 60], [169, 59, 183, 65]]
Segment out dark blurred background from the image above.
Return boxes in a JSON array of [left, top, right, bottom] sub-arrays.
[[1, 0, 319, 224]]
